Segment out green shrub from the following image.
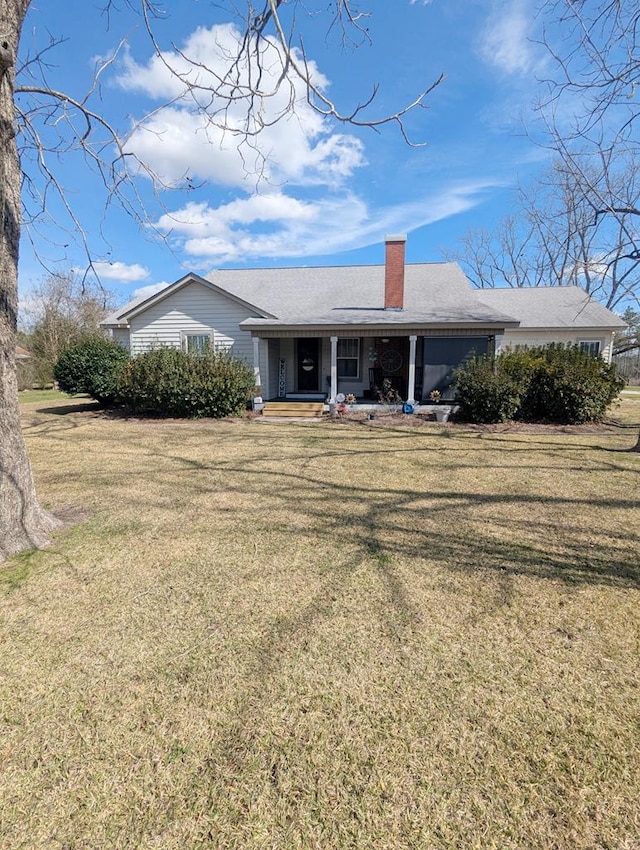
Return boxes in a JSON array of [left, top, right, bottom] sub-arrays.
[[453, 355, 522, 423], [454, 343, 624, 424], [117, 347, 255, 418], [517, 343, 624, 424], [497, 346, 542, 392], [54, 336, 129, 405]]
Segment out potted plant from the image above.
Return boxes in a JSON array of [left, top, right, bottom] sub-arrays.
[[429, 389, 450, 422]]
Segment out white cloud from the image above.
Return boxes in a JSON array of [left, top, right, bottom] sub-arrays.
[[131, 281, 172, 301], [479, 1, 540, 76], [91, 261, 150, 282], [117, 24, 365, 190], [154, 181, 499, 264]]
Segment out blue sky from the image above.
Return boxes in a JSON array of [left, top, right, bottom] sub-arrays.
[[17, 0, 557, 309]]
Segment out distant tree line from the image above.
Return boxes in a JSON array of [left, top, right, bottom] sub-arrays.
[[17, 273, 112, 389]]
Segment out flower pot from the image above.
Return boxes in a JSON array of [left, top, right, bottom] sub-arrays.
[[434, 408, 449, 423]]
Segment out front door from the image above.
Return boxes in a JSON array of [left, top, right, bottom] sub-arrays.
[[375, 338, 409, 399], [297, 338, 320, 391]]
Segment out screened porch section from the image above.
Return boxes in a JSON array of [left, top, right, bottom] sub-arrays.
[[252, 332, 496, 405]]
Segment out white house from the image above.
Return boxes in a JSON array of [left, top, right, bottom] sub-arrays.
[[102, 236, 625, 404]]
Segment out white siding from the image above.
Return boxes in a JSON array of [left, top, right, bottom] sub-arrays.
[[318, 337, 367, 397], [111, 328, 130, 351], [498, 329, 616, 363], [128, 281, 260, 364], [255, 337, 269, 398], [268, 338, 281, 399], [279, 339, 295, 393]]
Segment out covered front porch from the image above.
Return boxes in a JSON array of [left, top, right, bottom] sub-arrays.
[[249, 328, 503, 406]]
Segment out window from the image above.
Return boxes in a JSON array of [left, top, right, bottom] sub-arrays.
[[337, 338, 360, 378], [578, 340, 601, 357], [183, 333, 212, 355]]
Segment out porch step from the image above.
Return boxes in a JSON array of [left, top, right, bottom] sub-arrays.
[[262, 401, 324, 419]]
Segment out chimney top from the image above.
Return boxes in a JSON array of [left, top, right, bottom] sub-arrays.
[[385, 233, 407, 243], [384, 235, 406, 311]]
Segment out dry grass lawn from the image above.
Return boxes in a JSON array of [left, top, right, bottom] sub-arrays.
[[1, 394, 639, 849]]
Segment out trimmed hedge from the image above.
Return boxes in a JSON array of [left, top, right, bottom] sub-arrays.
[[117, 347, 255, 418], [454, 343, 624, 424], [516, 343, 624, 424], [54, 336, 129, 405], [453, 356, 522, 424]]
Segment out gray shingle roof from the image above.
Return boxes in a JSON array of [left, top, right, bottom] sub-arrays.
[[476, 286, 625, 329], [102, 264, 624, 332], [205, 262, 517, 327]]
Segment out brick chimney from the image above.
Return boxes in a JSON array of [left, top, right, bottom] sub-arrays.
[[384, 234, 406, 310]]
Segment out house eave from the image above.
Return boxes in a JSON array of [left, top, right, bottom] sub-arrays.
[[240, 319, 519, 337], [507, 324, 624, 332]]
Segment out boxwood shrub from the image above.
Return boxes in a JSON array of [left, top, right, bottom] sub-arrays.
[[454, 343, 623, 424], [117, 347, 255, 418], [54, 336, 129, 405], [453, 355, 522, 423], [516, 343, 624, 424]]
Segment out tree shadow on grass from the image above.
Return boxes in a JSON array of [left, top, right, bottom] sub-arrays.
[[111, 444, 639, 591], [28, 417, 640, 594], [15, 418, 639, 844], [155, 460, 638, 841]]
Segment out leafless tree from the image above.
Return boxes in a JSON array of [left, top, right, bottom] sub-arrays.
[[450, 0, 639, 449], [445, 154, 639, 310], [20, 272, 113, 385], [0, 0, 445, 560], [534, 1, 639, 299], [539, 0, 639, 153], [540, 0, 639, 448]]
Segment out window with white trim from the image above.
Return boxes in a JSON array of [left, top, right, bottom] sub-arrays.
[[578, 340, 602, 357], [337, 338, 360, 378], [182, 332, 213, 354]]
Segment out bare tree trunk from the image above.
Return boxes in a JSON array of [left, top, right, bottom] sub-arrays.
[[1, 0, 61, 562]]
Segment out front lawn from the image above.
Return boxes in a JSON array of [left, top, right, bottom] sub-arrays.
[[2, 399, 639, 849], [18, 387, 71, 405]]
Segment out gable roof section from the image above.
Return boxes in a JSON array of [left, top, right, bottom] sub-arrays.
[[476, 286, 626, 330], [102, 265, 624, 334], [101, 272, 275, 327], [206, 262, 519, 328]]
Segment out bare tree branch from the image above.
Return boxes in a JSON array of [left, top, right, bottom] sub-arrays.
[[445, 154, 640, 311], [1, 0, 447, 557]]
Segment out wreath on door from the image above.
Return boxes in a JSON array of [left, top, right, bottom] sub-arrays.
[[379, 349, 403, 373]]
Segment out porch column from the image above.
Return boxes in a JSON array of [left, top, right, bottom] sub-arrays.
[[607, 331, 615, 364], [329, 335, 338, 403], [407, 335, 417, 405], [252, 336, 262, 401]]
